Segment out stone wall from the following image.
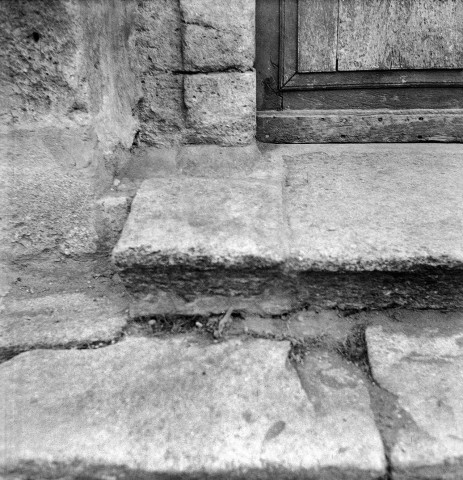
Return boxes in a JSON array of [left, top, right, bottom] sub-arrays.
[[133, 0, 256, 147], [0, 0, 141, 261], [1, 0, 257, 264]]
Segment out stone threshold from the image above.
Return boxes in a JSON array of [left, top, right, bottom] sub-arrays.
[[113, 143, 463, 316]]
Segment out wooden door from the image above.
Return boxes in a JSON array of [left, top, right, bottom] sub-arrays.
[[257, 0, 463, 142]]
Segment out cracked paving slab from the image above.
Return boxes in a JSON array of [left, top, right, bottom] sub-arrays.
[[0, 293, 128, 360], [1, 337, 385, 479], [366, 311, 463, 479]]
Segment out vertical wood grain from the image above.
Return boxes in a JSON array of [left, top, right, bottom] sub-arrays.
[[297, 0, 339, 72], [338, 0, 463, 71]]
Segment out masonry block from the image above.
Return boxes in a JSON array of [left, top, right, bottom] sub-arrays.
[[184, 72, 256, 146], [181, 0, 254, 72]]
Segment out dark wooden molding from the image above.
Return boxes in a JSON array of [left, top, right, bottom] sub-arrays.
[[257, 109, 463, 143]]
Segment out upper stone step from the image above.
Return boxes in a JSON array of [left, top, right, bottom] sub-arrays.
[[113, 144, 463, 314]]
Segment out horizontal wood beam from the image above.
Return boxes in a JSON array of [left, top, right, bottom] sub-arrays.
[[257, 109, 463, 143]]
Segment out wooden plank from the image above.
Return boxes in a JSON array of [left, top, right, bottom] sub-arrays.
[[257, 110, 463, 143], [338, 0, 463, 71], [280, 0, 298, 86], [283, 88, 463, 110], [283, 69, 463, 90], [256, 0, 282, 110], [297, 0, 339, 72]]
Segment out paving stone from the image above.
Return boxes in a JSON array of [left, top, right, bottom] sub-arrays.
[[184, 72, 256, 145], [180, 0, 254, 72], [296, 349, 386, 476], [0, 293, 127, 359], [0, 337, 385, 479], [113, 176, 287, 301], [230, 309, 354, 345], [283, 144, 463, 271], [366, 312, 463, 479]]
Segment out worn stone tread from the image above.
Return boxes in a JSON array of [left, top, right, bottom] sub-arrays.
[[0, 337, 385, 479], [113, 144, 463, 314], [0, 293, 127, 359]]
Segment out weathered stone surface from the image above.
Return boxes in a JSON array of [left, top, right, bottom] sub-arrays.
[[2, 129, 102, 259], [185, 72, 256, 146], [180, 0, 254, 72], [366, 313, 463, 479], [95, 194, 131, 251], [0, 293, 127, 359], [231, 309, 354, 346], [177, 143, 285, 183], [0, 0, 140, 151], [283, 144, 463, 271], [136, 73, 186, 147], [113, 176, 286, 299], [296, 349, 386, 476], [0, 337, 385, 478], [129, 290, 296, 319], [133, 0, 183, 74]]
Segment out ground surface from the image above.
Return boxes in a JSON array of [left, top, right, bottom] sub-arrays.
[[1, 254, 463, 479]]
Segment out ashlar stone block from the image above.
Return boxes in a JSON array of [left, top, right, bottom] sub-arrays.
[[184, 72, 256, 146], [181, 0, 255, 72]]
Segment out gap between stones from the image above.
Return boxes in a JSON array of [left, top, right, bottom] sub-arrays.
[[0, 334, 125, 365]]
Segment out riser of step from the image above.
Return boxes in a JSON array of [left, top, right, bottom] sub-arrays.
[[113, 144, 463, 316]]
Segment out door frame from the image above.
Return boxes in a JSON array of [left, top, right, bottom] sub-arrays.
[[256, 0, 463, 143]]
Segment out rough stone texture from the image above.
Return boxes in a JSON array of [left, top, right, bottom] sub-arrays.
[[296, 350, 386, 476], [115, 144, 463, 314], [135, 72, 186, 148], [180, 0, 255, 72], [230, 309, 354, 346], [132, 0, 185, 147], [2, 129, 103, 260], [185, 72, 256, 145], [129, 290, 296, 319], [1, 0, 142, 265], [0, 293, 127, 360], [283, 144, 463, 271], [95, 194, 131, 252], [113, 176, 286, 299], [366, 313, 463, 479], [0, 337, 385, 479], [0, 0, 140, 151]]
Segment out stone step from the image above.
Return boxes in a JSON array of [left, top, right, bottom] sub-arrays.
[[113, 144, 463, 316], [2, 310, 462, 479]]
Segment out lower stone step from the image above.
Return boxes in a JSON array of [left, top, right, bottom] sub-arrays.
[[113, 144, 463, 316], [1, 337, 386, 479], [2, 311, 462, 479]]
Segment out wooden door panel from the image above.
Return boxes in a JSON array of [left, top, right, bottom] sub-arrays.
[[338, 0, 463, 71], [298, 0, 338, 72], [256, 0, 463, 142]]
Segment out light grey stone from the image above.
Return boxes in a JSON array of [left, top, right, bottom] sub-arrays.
[[231, 309, 354, 346], [0, 293, 127, 358], [185, 72, 256, 146], [0, 337, 385, 478], [296, 349, 386, 476], [2, 129, 101, 260], [177, 143, 285, 184], [282, 143, 463, 271], [1, 0, 140, 150], [95, 194, 131, 251], [366, 313, 463, 479], [181, 0, 254, 72], [113, 176, 286, 299], [136, 73, 186, 147]]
